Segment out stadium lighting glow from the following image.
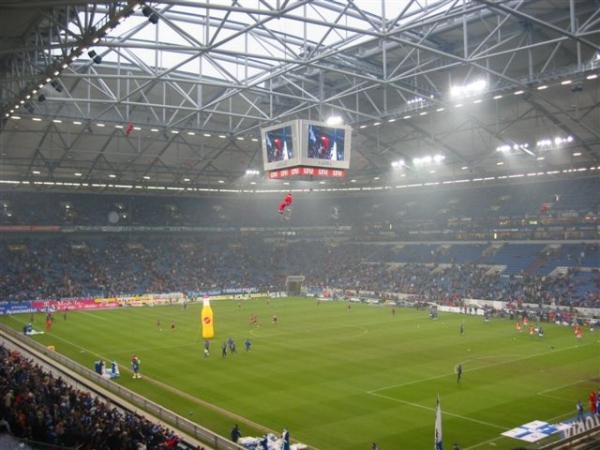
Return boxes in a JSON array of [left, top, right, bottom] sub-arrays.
[[496, 161, 504, 166], [403, 115, 411, 119], [391, 159, 405, 168], [73, 121, 82, 125], [183, 178, 191, 182], [19, 100, 24, 104], [170, 130, 179, 134], [219, 135, 227, 138], [473, 99, 482, 104], [96, 123, 105, 127], [245, 169, 260, 175], [407, 97, 425, 105], [251, 138, 258, 142], [74, 172, 82, 177], [586, 74, 598, 80], [250, 181, 256, 185], [461, 166, 469, 170], [450, 79, 487, 97], [187, 131, 196, 136], [454, 103, 463, 108], [538, 136, 574, 148], [388, 118, 396, 123], [319, 181, 326, 184], [326, 115, 343, 126], [359, 124, 368, 129], [25, 95, 31, 100], [537, 139, 552, 148], [236, 136, 244, 140], [134, 126, 141, 131], [514, 90, 524, 95], [573, 152, 582, 156], [537, 85, 548, 90], [496, 145, 511, 152], [429, 170, 436, 174], [53, 70, 59, 76], [62, 63, 68, 69], [32, 117, 42, 122], [203, 133, 212, 137], [143, 176, 150, 180], [373, 176, 380, 180], [493, 94, 503, 100], [150, 128, 159, 132], [45, 77, 51, 83], [114, 124, 123, 129], [218, 180, 225, 184], [561, 80, 572, 85], [373, 122, 381, 126], [436, 108, 445, 112], [537, 156, 545, 160], [419, 111, 428, 116], [52, 119, 63, 124], [413, 154, 445, 166], [108, 174, 117, 178], [32, 170, 41, 175]]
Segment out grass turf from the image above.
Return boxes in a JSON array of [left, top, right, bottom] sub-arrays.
[[2, 298, 599, 450]]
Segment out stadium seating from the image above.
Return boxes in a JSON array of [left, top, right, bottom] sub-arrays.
[[0, 177, 598, 307], [0, 345, 182, 449], [0, 237, 598, 307]]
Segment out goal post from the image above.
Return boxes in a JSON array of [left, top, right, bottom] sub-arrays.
[[285, 275, 305, 296]]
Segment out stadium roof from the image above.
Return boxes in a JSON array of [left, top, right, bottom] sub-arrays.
[[0, 0, 599, 191]]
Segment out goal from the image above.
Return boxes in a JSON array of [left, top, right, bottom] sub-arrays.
[[285, 275, 305, 296]]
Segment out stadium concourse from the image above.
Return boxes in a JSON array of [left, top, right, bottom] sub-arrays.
[[1, 0, 600, 449]]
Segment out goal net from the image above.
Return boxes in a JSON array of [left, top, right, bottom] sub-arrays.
[[285, 275, 305, 296]]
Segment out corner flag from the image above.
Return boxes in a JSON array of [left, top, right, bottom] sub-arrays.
[[435, 395, 443, 450]]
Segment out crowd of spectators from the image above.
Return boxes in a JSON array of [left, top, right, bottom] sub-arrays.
[[0, 345, 181, 449], [1, 176, 598, 242], [0, 237, 598, 307]]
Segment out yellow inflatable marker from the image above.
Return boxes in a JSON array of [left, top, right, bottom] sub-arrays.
[[201, 297, 215, 339]]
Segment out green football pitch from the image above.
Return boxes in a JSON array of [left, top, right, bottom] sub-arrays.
[[2, 298, 599, 450]]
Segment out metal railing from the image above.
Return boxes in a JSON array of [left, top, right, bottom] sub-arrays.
[[0, 323, 245, 450]]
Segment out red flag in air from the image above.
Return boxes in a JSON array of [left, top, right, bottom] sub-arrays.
[[125, 122, 134, 137]]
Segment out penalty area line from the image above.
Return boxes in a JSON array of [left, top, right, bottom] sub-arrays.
[[367, 391, 507, 431], [368, 341, 593, 394]]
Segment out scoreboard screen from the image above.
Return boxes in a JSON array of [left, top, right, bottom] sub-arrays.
[[261, 119, 351, 172], [261, 120, 300, 171]]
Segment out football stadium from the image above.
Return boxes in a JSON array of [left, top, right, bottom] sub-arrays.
[[0, 1, 599, 449]]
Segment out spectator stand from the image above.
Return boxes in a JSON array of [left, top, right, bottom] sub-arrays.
[[0, 323, 245, 450]]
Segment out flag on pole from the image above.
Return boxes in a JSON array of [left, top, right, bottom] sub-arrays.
[[435, 395, 443, 450]]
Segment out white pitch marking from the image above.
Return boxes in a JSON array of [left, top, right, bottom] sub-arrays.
[[368, 342, 592, 394], [368, 391, 507, 430]]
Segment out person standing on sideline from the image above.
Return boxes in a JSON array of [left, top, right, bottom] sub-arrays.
[[589, 390, 597, 414], [577, 400, 585, 421], [460, 322, 464, 335], [230, 424, 241, 443], [456, 364, 463, 384], [281, 428, 290, 450], [371, 443, 379, 450]]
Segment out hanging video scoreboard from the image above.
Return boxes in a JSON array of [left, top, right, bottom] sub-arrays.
[[261, 119, 352, 178]]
